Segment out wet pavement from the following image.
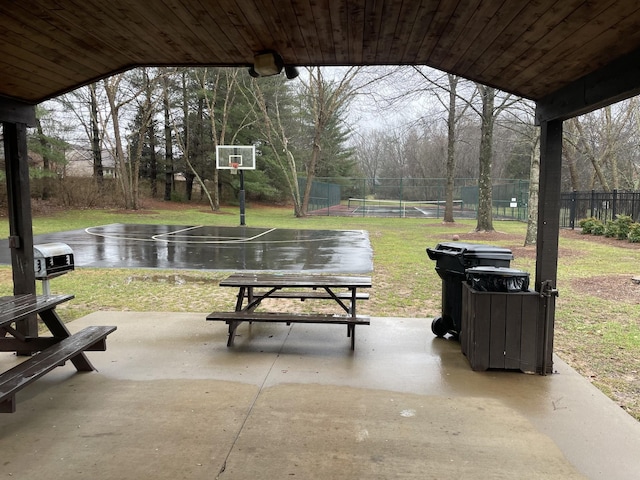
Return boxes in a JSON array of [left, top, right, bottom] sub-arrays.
[[0, 224, 373, 273]]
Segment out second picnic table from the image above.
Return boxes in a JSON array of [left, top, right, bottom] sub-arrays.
[[207, 273, 372, 349]]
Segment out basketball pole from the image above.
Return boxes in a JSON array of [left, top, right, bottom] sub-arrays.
[[239, 169, 246, 226]]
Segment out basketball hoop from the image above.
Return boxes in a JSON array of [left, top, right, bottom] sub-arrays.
[[230, 162, 239, 175]]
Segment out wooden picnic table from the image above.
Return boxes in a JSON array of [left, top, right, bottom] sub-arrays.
[[207, 273, 372, 349], [0, 294, 116, 413]]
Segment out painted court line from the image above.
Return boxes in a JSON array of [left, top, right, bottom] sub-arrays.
[[85, 225, 279, 244], [152, 228, 277, 244], [83, 226, 357, 245]]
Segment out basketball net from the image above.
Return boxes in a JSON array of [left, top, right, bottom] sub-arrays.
[[230, 162, 239, 175]]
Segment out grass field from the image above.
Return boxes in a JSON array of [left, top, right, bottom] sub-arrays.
[[1, 202, 639, 421]]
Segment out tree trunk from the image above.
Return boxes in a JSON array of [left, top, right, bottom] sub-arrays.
[[149, 118, 157, 197], [35, 117, 52, 200], [524, 132, 540, 246], [564, 120, 580, 190], [476, 86, 495, 232], [444, 74, 458, 223], [89, 83, 104, 186], [185, 173, 194, 200], [301, 134, 322, 215], [163, 76, 173, 201]]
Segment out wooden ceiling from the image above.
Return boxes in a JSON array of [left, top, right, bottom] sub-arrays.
[[2, 1, 640, 107]]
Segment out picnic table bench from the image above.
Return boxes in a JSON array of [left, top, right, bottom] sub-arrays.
[[0, 294, 116, 413], [207, 273, 371, 349]]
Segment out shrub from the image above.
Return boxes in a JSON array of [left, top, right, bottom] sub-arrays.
[[57, 177, 120, 208], [604, 214, 634, 240], [614, 214, 634, 240], [604, 221, 618, 238], [579, 217, 598, 234], [629, 223, 640, 243], [592, 220, 606, 235], [580, 217, 605, 235]]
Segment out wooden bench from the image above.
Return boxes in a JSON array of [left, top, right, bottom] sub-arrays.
[[0, 325, 117, 413], [208, 273, 372, 349], [207, 311, 370, 349], [0, 294, 116, 412]]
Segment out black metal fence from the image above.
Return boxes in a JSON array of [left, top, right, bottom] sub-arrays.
[[560, 190, 640, 228]]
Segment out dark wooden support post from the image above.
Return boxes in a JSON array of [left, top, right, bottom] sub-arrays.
[[534, 119, 563, 374], [3, 121, 37, 337]]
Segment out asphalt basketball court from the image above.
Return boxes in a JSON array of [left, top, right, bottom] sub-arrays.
[[0, 224, 373, 273]]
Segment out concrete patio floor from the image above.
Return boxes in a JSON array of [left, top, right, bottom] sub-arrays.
[[2, 312, 640, 479]]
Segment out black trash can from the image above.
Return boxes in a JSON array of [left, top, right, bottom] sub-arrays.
[[465, 266, 530, 292], [426, 242, 513, 337]]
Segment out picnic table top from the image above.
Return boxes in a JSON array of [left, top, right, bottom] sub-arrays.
[[0, 294, 74, 326], [219, 273, 372, 288]]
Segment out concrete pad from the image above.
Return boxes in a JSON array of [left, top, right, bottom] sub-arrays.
[[222, 383, 583, 479], [0, 376, 257, 479], [1, 312, 640, 479]]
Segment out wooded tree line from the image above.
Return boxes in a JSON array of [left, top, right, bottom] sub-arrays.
[[31, 66, 370, 216], [25, 66, 640, 230]]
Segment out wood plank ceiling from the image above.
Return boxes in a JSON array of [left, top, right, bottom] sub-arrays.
[[1, 1, 640, 105]]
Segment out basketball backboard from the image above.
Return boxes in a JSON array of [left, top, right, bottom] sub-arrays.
[[216, 145, 256, 170]]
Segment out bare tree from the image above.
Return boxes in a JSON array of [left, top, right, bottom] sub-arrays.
[[196, 68, 256, 210], [497, 101, 539, 246], [353, 130, 386, 194], [475, 85, 496, 231], [55, 83, 107, 184], [471, 84, 524, 232], [408, 68, 476, 222], [299, 67, 362, 215], [249, 77, 304, 216], [102, 69, 162, 209], [102, 74, 132, 207], [568, 103, 635, 192], [170, 69, 217, 209]]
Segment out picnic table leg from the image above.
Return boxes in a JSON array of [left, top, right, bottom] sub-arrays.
[[227, 320, 241, 347], [350, 324, 356, 350], [350, 288, 357, 315], [37, 309, 95, 371], [234, 287, 246, 311], [347, 287, 358, 349]]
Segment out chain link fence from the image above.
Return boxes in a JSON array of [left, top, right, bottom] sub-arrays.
[[301, 177, 530, 220]]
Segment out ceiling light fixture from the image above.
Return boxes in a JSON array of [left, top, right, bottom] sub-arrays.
[[248, 51, 299, 79]]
